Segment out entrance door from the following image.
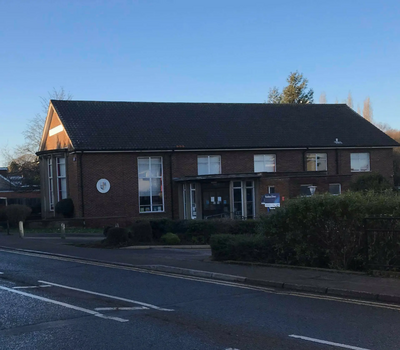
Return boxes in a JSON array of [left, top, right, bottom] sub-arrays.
[[202, 182, 230, 219]]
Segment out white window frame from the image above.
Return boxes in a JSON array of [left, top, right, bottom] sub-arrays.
[[350, 153, 370, 172], [56, 157, 67, 201], [197, 155, 221, 175], [182, 184, 187, 220], [329, 183, 341, 195], [231, 180, 255, 219], [47, 158, 54, 211], [306, 153, 327, 171], [190, 183, 196, 219], [254, 154, 276, 172], [138, 157, 164, 213], [268, 186, 275, 194]]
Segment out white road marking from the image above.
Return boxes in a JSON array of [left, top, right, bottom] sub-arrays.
[[289, 335, 371, 350], [95, 306, 148, 311], [39, 280, 174, 312], [13, 284, 52, 289], [0, 285, 128, 322], [0, 272, 3, 274], [2, 248, 400, 312]]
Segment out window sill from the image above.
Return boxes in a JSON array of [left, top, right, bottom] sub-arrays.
[[351, 170, 371, 173], [139, 211, 165, 214]]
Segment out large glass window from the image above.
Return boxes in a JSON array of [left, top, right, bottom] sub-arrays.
[[254, 155, 276, 172], [232, 180, 254, 219], [198, 156, 221, 175], [138, 157, 164, 212], [56, 157, 67, 201], [47, 158, 54, 211], [306, 153, 327, 171], [233, 181, 243, 218], [351, 153, 370, 172]]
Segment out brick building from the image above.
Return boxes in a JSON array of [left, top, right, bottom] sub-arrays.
[[37, 100, 398, 223]]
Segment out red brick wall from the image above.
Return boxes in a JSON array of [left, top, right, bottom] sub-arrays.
[[40, 147, 395, 222]]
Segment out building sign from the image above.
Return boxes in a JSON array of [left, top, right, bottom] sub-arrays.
[[261, 193, 280, 208], [96, 179, 110, 193]]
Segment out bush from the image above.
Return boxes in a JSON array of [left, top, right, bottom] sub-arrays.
[[256, 192, 400, 270], [103, 226, 112, 237], [160, 232, 181, 245], [105, 227, 129, 245], [350, 173, 392, 192], [210, 234, 273, 262], [129, 221, 153, 243], [55, 198, 74, 218], [4, 205, 32, 226]]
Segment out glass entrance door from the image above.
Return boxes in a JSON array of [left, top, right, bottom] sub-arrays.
[[202, 182, 230, 219]]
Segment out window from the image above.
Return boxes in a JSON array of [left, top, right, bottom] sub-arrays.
[[233, 181, 243, 217], [190, 183, 196, 219], [300, 185, 312, 196], [329, 183, 341, 195], [138, 157, 164, 212], [198, 156, 221, 175], [182, 184, 187, 220], [47, 158, 54, 211], [245, 181, 255, 219], [56, 157, 67, 201], [254, 155, 276, 172], [306, 153, 327, 171], [232, 180, 254, 219], [268, 186, 275, 194], [351, 153, 370, 172]]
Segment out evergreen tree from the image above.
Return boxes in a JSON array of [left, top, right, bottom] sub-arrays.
[[267, 71, 314, 104]]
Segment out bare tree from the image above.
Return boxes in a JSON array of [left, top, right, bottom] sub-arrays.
[[363, 97, 373, 122], [357, 104, 361, 115], [319, 92, 327, 104], [346, 92, 353, 109], [2, 87, 72, 188], [21, 87, 72, 156]]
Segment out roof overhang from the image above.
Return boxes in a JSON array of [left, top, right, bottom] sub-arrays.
[[173, 173, 262, 182]]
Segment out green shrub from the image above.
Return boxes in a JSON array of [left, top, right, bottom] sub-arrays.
[[55, 198, 74, 218], [103, 226, 111, 237], [210, 234, 273, 262], [4, 205, 32, 226], [257, 192, 400, 270], [350, 173, 392, 192], [105, 227, 129, 245], [160, 232, 181, 245], [129, 221, 153, 243], [149, 219, 184, 240]]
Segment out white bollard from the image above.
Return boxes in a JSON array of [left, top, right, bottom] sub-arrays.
[[61, 223, 66, 239], [19, 221, 24, 238]]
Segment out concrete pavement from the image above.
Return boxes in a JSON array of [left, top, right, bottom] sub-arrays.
[[1, 232, 400, 305]]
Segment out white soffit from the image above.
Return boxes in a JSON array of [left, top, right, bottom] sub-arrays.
[[49, 125, 64, 137]]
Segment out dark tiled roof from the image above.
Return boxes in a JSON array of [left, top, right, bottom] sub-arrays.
[[50, 100, 399, 151]]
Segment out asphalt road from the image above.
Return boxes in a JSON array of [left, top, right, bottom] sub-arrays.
[[0, 249, 399, 350]]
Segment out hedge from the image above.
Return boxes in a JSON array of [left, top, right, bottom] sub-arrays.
[[211, 192, 400, 271]]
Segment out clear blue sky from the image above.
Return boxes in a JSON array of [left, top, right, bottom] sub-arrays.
[[1, 0, 399, 166]]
